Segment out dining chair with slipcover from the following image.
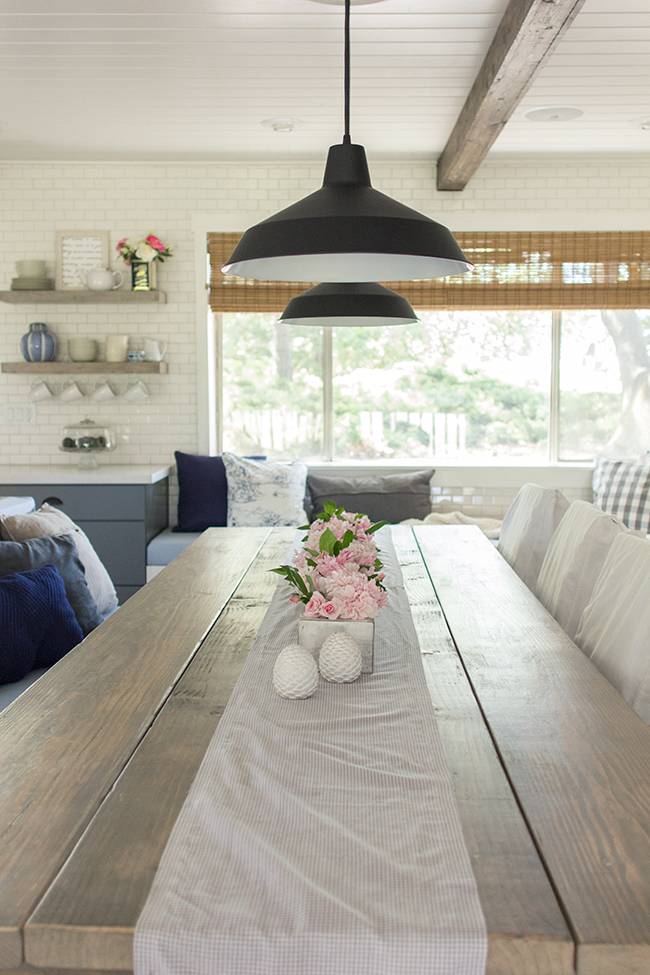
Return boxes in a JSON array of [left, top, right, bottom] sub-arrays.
[[497, 483, 570, 591], [535, 500, 637, 642], [575, 532, 650, 724]]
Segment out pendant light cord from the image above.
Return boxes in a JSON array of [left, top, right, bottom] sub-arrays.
[[343, 0, 351, 144]]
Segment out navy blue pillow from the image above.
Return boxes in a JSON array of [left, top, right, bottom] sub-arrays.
[[0, 565, 84, 685], [173, 451, 265, 533], [0, 534, 102, 636]]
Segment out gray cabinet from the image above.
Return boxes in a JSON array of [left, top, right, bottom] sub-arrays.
[[0, 479, 168, 604]]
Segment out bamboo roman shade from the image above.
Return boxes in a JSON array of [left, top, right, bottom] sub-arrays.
[[208, 231, 650, 312]]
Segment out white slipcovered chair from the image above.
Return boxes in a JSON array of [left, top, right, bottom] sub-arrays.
[[575, 532, 650, 724], [497, 483, 570, 591], [535, 500, 635, 642]]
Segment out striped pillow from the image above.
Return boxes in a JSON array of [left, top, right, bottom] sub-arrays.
[[593, 459, 650, 532]]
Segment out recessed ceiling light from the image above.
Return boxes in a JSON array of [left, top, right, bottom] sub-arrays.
[[308, 0, 387, 5], [261, 118, 305, 133], [630, 116, 650, 130], [525, 106, 584, 122]]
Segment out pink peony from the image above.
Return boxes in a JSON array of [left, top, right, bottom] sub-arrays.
[[146, 234, 166, 252], [280, 505, 386, 621]]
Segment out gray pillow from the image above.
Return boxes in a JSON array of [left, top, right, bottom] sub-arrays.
[[307, 469, 435, 524], [0, 534, 103, 636]]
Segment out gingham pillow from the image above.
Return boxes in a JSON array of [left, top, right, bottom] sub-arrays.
[[592, 458, 650, 533]]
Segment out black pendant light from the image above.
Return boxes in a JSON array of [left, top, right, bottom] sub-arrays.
[[279, 282, 418, 327], [223, 0, 473, 283]]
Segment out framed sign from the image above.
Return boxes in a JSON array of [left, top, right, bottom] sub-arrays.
[[55, 230, 110, 290]]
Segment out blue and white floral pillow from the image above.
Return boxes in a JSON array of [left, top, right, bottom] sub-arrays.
[[222, 453, 308, 527]]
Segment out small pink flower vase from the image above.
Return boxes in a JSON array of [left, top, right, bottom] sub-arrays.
[[298, 615, 375, 674]]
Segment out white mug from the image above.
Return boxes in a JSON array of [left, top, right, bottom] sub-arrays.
[[59, 380, 85, 403], [105, 334, 129, 362], [122, 379, 149, 403], [29, 380, 53, 402], [16, 259, 46, 278], [91, 380, 116, 402], [143, 338, 167, 362], [68, 337, 98, 363]]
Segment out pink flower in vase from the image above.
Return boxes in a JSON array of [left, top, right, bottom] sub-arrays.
[[146, 235, 165, 252], [321, 599, 341, 620], [303, 591, 326, 618]]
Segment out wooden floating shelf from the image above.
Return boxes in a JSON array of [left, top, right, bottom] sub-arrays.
[[1, 361, 168, 374], [0, 290, 166, 304]]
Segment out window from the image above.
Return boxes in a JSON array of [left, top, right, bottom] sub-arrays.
[[212, 232, 650, 463], [220, 309, 649, 462], [331, 312, 551, 461], [222, 314, 323, 461]]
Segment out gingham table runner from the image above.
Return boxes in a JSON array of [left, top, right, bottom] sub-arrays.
[[135, 529, 487, 975]]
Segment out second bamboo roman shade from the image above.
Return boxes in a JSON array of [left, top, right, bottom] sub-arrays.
[[209, 231, 650, 312]]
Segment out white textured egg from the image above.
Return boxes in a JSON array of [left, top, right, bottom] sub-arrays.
[[318, 631, 362, 683], [273, 643, 319, 699]]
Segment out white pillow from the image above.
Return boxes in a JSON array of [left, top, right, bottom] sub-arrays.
[[497, 483, 570, 591], [535, 500, 631, 641], [575, 533, 650, 724], [222, 453, 308, 528]]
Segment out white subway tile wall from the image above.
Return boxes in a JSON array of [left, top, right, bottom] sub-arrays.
[[0, 154, 647, 519], [430, 483, 593, 520]]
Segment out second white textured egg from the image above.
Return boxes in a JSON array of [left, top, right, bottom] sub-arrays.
[[319, 631, 363, 683]]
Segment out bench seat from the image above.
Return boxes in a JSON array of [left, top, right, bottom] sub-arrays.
[[146, 527, 201, 580]]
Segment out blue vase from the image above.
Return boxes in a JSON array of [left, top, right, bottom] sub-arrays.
[[21, 322, 56, 362]]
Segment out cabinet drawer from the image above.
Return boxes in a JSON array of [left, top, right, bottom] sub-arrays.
[[77, 521, 146, 586], [0, 483, 148, 521]]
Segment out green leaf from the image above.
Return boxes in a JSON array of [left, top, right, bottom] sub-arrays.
[[367, 521, 388, 534], [319, 526, 338, 555]]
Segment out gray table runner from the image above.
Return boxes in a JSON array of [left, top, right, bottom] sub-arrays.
[[135, 529, 487, 975]]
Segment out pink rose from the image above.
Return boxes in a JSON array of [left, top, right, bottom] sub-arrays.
[[321, 600, 341, 619], [146, 235, 165, 252], [304, 591, 325, 617]]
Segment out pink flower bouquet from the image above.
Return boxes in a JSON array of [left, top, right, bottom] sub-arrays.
[[116, 234, 173, 265], [272, 501, 388, 621]]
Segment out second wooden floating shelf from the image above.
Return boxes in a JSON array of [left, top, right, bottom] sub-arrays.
[[1, 362, 168, 374], [0, 290, 166, 304]]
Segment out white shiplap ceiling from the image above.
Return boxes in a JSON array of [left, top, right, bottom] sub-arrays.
[[0, 0, 648, 166]]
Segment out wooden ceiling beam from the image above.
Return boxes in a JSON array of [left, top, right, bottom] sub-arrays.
[[436, 0, 587, 191]]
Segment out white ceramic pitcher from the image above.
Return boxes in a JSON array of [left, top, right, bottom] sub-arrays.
[[143, 338, 167, 361]]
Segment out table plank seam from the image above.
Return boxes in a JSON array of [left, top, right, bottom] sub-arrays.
[[411, 527, 581, 972], [17, 529, 275, 969]]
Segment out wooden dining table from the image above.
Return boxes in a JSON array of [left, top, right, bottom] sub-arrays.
[[2, 524, 650, 975]]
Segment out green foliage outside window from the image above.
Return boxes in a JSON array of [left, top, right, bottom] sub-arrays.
[[221, 308, 647, 462]]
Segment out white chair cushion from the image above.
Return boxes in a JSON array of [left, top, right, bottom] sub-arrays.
[[497, 483, 570, 591], [575, 533, 650, 724], [535, 500, 632, 641]]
